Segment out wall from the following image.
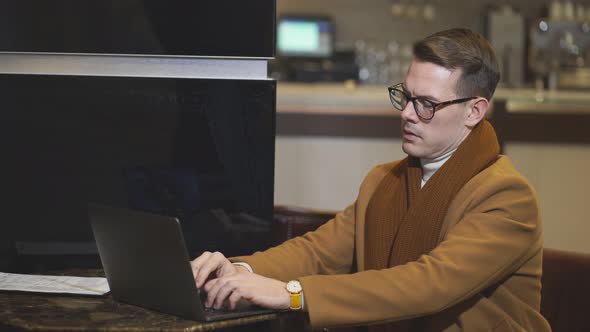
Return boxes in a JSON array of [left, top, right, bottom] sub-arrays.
[[506, 143, 590, 253], [275, 136, 405, 209]]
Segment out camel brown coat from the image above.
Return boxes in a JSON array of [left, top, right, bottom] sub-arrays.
[[232, 156, 551, 331]]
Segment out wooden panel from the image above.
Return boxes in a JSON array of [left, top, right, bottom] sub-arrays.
[[277, 113, 402, 138]]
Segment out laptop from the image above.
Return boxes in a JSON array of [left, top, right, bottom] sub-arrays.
[[88, 204, 277, 321]]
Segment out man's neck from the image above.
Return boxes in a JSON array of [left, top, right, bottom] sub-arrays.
[[419, 148, 457, 188]]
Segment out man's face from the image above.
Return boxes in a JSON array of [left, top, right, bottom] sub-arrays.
[[400, 59, 472, 159]]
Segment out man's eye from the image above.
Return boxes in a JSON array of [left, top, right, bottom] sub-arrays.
[[416, 98, 433, 107]]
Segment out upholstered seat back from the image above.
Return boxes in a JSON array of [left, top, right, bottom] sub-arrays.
[[272, 205, 336, 245], [541, 248, 590, 332]]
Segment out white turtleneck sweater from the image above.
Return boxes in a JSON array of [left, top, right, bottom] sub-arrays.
[[419, 148, 457, 188]]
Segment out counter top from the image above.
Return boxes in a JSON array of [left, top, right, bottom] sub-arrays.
[[277, 82, 590, 114], [277, 82, 393, 115]]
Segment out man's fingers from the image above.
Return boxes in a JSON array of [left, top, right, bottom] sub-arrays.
[[191, 253, 216, 288], [203, 277, 218, 293], [191, 251, 229, 288], [213, 279, 237, 310], [190, 251, 211, 278], [196, 261, 219, 289], [204, 277, 222, 308], [227, 289, 243, 310]]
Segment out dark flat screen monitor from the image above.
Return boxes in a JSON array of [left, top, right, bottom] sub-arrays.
[[0, 74, 276, 266], [0, 0, 275, 57], [277, 16, 334, 59]]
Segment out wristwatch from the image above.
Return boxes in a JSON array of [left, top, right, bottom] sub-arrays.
[[286, 280, 303, 310]]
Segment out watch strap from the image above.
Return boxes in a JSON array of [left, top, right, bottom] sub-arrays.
[[289, 291, 302, 310]]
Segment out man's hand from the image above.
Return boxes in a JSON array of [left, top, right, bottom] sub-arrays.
[[204, 271, 291, 311], [190, 251, 241, 289]]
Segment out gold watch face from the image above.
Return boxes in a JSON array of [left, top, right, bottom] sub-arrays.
[[286, 280, 302, 293]]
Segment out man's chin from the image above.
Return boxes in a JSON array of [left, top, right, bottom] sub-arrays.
[[402, 143, 424, 158]]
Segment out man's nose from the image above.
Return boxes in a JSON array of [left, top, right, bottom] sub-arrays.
[[400, 101, 417, 122]]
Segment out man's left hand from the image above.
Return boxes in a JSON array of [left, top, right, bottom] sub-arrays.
[[203, 270, 291, 310]]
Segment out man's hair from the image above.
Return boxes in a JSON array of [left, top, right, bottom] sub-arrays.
[[413, 28, 500, 100]]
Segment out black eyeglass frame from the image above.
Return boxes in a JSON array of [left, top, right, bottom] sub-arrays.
[[387, 83, 479, 120]]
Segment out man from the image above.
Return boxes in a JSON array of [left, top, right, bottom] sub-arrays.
[[190, 28, 551, 331]]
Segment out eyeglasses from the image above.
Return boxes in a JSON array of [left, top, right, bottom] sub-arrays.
[[388, 83, 478, 120]]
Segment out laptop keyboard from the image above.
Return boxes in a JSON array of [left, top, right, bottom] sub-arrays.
[[204, 305, 252, 314], [199, 291, 272, 319]]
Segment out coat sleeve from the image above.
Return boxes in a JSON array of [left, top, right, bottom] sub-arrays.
[[229, 201, 357, 281], [298, 172, 543, 328], [229, 164, 392, 281]]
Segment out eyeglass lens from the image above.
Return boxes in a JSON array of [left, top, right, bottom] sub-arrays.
[[390, 88, 434, 119]]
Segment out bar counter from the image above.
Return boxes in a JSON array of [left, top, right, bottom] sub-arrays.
[[277, 82, 590, 113], [276, 82, 590, 143]]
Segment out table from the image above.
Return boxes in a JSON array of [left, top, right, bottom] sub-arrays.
[[0, 291, 296, 332]]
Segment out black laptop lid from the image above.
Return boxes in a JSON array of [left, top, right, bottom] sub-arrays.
[[89, 205, 203, 321]]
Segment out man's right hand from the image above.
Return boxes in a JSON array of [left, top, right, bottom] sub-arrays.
[[190, 251, 242, 289]]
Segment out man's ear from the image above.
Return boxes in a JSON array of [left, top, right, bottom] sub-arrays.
[[466, 97, 489, 127]]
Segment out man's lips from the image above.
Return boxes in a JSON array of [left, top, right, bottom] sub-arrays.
[[403, 128, 420, 139]]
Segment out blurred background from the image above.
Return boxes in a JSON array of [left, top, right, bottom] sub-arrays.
[[271, 0, 590, 253]]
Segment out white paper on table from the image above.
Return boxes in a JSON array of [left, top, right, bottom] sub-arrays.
[[0, 272, 110, 296]]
